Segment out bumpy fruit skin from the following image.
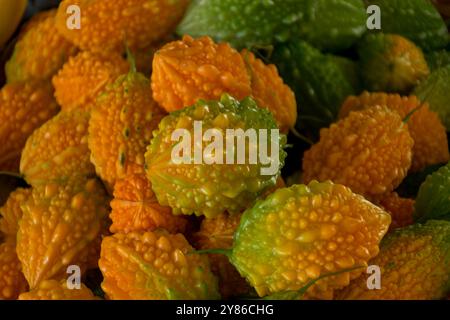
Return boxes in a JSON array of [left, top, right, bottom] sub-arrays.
[[0, 241, 28, 300], [339, 92, 449, 172], [303, 106, 413, 198], [426, 50, 450, 71], [194, 213, 251, 299], [52, 51, 129, 111], [152, 35, 296, 130], [414, 162, 450, 222], [177, 0, 365, 52], [5, 9, 78, 83], [17, 179, 109, 288], [241, 50, 297, 133], [271, 40, 356, 132], [262, 176, 286, 199], [55, 0, 190, 53], [99, 230, 221, 300], [145, 94, 287, 218], [78, 215, 111, 271], [296, 0, 367, 52], [0, 188, 31, 238], [358, 34, 430, 93], [230, 181, 391, 299], [0, 81, 59, 171], [88, 70, 165, 188], [366, 0, 448, 51], [110, 174, 187, 234], [177, 0, 305, 50], [19, 279, 97, 300], [133, 36, 175, 77], [337, 220, 450, 300], [20, 111, 95, 187], [151, 35, 252, 112], [378, 192, 414, 231]]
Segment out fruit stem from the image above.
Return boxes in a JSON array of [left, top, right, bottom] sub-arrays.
[[290, 127, 314, 145], [125, 45, 137, 74], [0, 171, 24, 179], [405, 73, 441, 123], [264, 265, 365, 300], [402, 103, 423, 123], [190, 248, 233, 258]]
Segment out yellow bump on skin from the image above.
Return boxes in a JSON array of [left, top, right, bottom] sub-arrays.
[[157, 236, 172, 252], [212, 113, 230, 129], [296, 230, 318, 243], [71, 193, 85, 210], [320, 224, 338, 240], [305, 265, 321, 279], [44, 183, 59, 198]]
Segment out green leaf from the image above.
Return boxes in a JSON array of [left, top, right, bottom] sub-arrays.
[[414, 65, 450, 130], [414, 162, 450, 222]]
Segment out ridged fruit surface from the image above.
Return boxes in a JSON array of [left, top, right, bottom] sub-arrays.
[[19, 279, 97, 300], [151, 35, 252, 112], [241, 49, 297, 133], [366, 0, 448, 51], [99, 230, 221, 300], [377, 192, 414, 231], [145, 94, 286, 218], [5, 9, 78, 83], [271, 40, 356, 132], [337, 220, 450, 300], [20, 111, 95, 186], [52, 51, 129, 111], [110, 174, 187, 234], [303, 106, 413, 198], [55, 0, 190, 53], [88, 69, 165, 188], [0, 188, 31, 238], [230, 181, 391, 299], [358, 33, 430, 93], [194, 212, 251, 299], [340, 92, 449, 172], [0, 81, 59, 171], [17, 179, 109, 288], [177, 0, 366, 52], [0, 241, 28, 300]]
